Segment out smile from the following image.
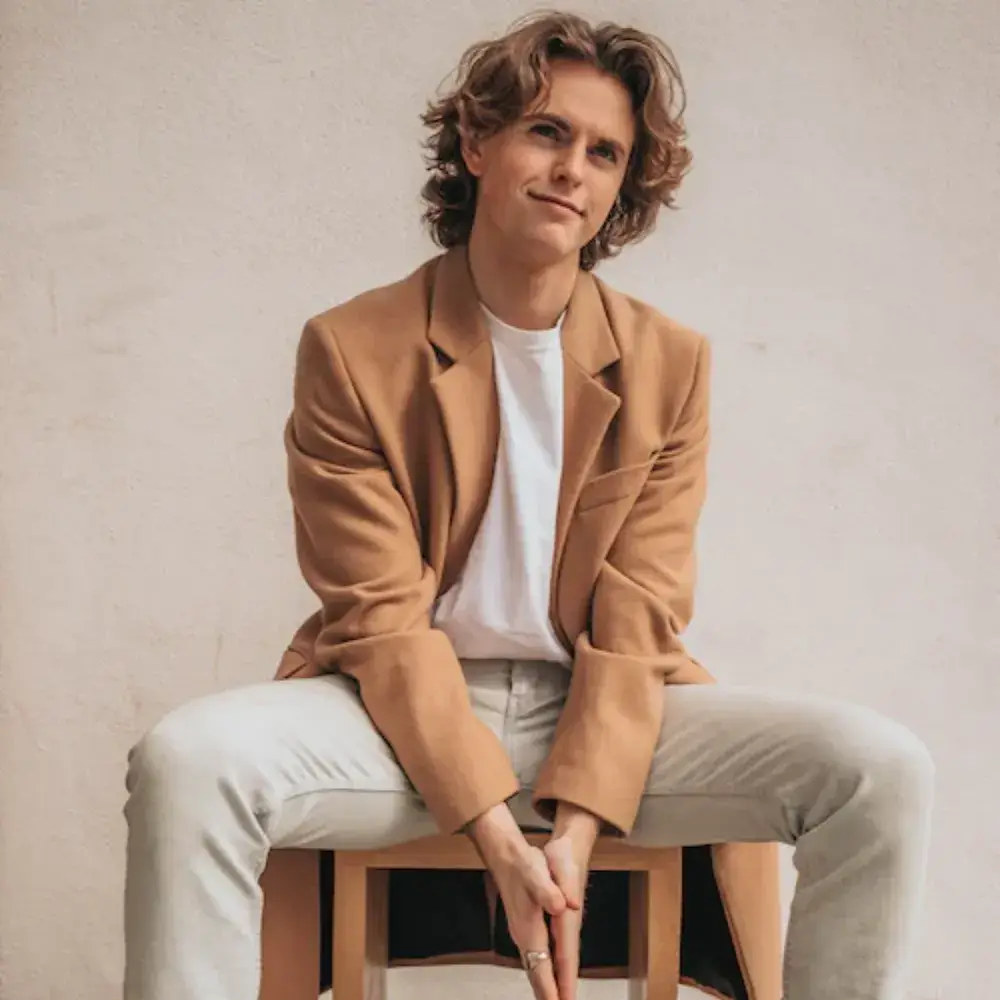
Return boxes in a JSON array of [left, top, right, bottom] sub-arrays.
[[529, 192, 582, 216]]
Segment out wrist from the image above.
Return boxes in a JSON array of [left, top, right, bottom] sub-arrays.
[[552, 802, 601, 851], [466, 802, 526, 868]]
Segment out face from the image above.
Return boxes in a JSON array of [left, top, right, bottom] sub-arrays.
[[461, 59, 636, 267]]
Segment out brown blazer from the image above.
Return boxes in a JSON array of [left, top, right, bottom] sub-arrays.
[[275, 246, 783, 1000]]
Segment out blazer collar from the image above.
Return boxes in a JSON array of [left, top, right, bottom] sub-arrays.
[[427, 245, 620, 375]]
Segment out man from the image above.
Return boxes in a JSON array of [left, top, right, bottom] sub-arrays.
[[124, 11, 935, 1000]]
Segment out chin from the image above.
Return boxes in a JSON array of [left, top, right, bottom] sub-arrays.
[[518, 227, 582, 266]]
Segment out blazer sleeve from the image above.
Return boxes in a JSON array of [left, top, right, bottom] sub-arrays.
[[285, 317, 519, 833], [532, 335, 715, 837]]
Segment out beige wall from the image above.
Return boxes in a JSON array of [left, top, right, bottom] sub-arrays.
[[2, 2, 997, 998]]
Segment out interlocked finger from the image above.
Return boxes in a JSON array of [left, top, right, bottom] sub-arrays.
[[490, 843, 567, 1000], [551, 903, 582, 1000], [544, 837, 588, 1000]]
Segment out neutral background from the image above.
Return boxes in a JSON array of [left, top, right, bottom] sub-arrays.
[[2, 1, 997, 998]]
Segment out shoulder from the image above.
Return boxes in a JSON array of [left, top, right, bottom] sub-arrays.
[[593, 274, 711, 383], [298, 254, 441, 366]]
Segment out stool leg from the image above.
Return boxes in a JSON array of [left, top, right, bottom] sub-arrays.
[[628, 851, 682, 1000], [259, 848, 321, 1000], [333, 859, 389, 1000]]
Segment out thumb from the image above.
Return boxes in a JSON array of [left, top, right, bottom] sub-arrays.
[[545, 842, 584, 909], [528, 858, 568, 916]]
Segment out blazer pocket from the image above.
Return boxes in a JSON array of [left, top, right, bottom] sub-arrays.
[[576, 460, 654, 512]]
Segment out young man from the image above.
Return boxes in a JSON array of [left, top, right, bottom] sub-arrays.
[[124, 12, 935, 1000]]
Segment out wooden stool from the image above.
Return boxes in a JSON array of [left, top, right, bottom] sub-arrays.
[[259, 835, 682, 1000]]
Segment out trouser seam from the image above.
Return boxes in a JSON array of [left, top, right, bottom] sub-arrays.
[[640, 789, 775, 799], [279, 785, 416, 804], [637, 788, 800, 844]]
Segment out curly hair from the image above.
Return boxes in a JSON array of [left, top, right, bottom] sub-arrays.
[[420, 10, 692, 271]]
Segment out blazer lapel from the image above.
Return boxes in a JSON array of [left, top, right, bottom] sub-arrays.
[[427, 248, 499, 592], [426, 247, 622, 618], [551, 271, 621, 606]]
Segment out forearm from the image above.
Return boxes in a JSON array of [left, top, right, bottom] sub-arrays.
[[534, 336, 714, 836], [286, 317, 518, 833], [334, 629, 520, 833]]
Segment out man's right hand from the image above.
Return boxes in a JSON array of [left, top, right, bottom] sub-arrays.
[[466, 803, 574, 1000]]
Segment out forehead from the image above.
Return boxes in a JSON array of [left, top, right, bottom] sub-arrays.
[[525, 60, 635, 150]]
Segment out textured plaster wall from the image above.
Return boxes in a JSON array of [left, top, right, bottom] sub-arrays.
[[1, 2, 997, 998]]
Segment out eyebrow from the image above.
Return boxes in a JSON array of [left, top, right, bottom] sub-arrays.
[[526, 112, 629, 160]]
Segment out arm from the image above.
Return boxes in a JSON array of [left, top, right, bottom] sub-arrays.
[[533, 335, 715, 837], [285, 317, 519, 833]]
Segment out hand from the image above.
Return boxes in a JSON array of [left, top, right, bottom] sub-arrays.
[[466, 803, 567, 1000], [543, 804, 601, 1000]]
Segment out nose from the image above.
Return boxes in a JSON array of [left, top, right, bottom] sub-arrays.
[[553, 139, 587, 185]]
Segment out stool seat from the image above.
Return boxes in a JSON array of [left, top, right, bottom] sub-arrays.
[[260, 835, 682, 1000]]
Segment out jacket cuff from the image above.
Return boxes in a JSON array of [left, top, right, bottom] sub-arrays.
[[332, 629, 520, 833], [531, 634, 706, 836]]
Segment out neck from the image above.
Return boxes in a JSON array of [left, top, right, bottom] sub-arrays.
[[465, 222, 578, 330]]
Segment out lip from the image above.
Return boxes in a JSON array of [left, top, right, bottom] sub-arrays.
[[529, 192, 583, 216]]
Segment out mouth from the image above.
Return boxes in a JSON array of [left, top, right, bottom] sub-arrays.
[[529, 192, 583, 216]]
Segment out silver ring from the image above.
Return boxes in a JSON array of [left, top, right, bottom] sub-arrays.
[[522, 949, 551, 973]]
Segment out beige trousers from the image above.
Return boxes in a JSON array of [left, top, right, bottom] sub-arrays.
[[123, 659, 935, 1000]]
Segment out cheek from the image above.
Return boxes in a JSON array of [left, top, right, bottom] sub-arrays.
[[594, 182, 622, 222], [482, 161, 533, 214], [504, 144, 550, 186]]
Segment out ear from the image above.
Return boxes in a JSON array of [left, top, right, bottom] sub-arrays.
[[459, 125, 486, 178]]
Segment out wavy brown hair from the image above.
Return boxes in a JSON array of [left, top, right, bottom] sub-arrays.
[[420, 10, 692, 271]]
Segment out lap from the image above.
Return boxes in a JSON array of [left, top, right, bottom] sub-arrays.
[[631, 682, 931, 846], [507, 669, 931, 846], [136, 673, 412, 793], [130, 661, 929, 851], [649, 682, 928, 792], [129, 665, 513, 851]]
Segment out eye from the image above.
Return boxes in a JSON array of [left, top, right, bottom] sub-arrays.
[[531, 123, 559, 139], [594, 145, 617, 163]]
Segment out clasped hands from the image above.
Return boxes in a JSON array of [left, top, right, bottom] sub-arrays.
[[467, 800, 601, 1000]]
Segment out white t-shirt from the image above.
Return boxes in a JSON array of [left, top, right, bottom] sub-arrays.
[[432, 301, 571, 664]]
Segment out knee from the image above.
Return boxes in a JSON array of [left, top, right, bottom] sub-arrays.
[[125, 700, 246, 797], [832, 704, 936, 812], [126, 712, 199, 796]]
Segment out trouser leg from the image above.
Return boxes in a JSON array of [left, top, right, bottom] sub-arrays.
[[632, 684, 935, 1000], [509, 664, 935, 1000], [123, 665, 510, 1000]]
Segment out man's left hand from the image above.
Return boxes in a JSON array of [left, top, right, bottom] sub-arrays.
[[544, 804, 601, 1000]]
